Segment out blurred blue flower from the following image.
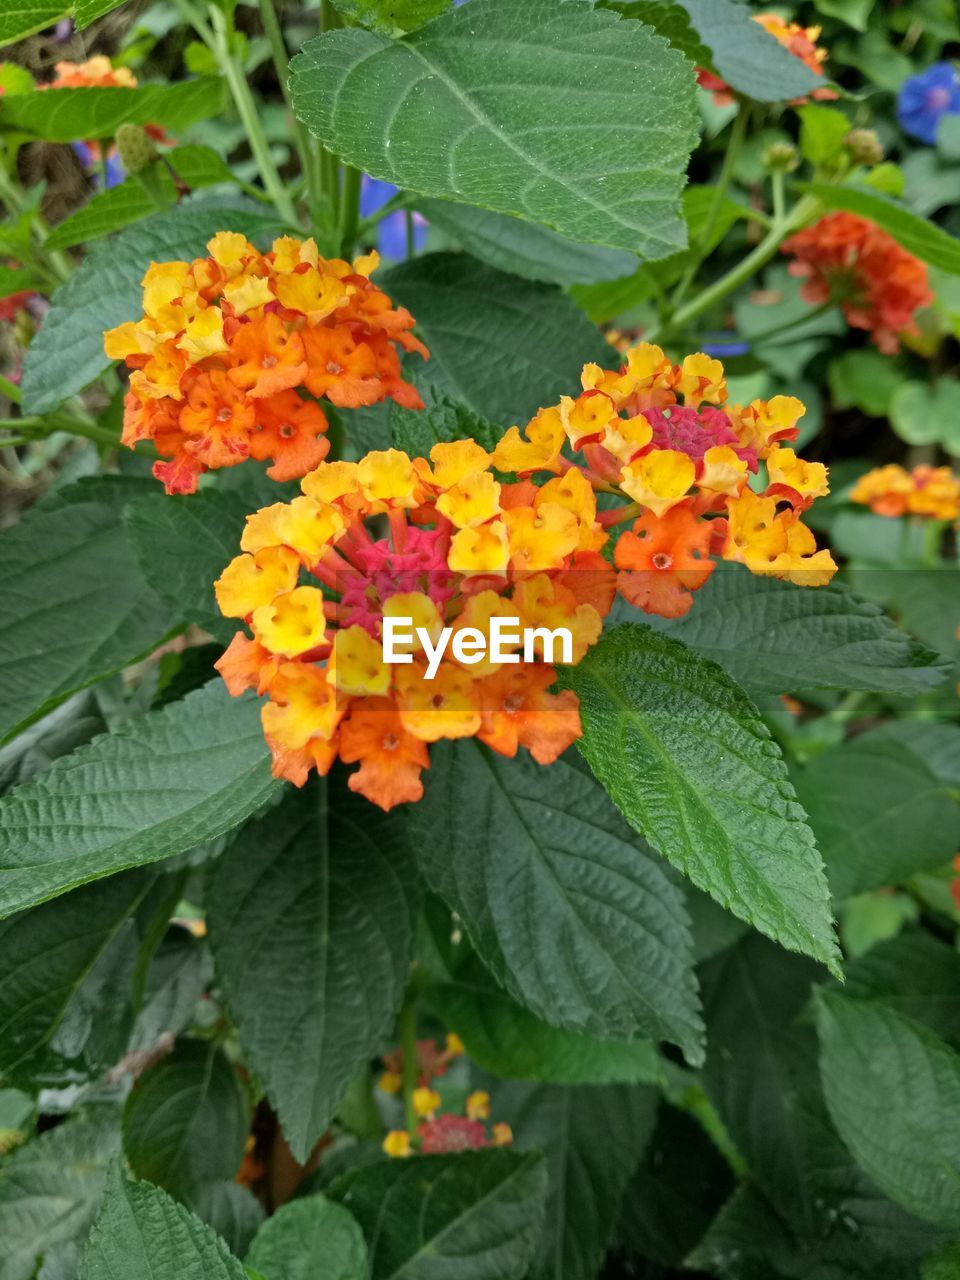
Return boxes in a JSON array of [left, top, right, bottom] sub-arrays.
[[71, 141, 126, 189], [898, 62, 960, 145], [360, 176, 427, 259], [700, 334, 751, 357]]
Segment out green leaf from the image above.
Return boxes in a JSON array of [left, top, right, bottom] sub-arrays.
[[491, 1081, 657, 1280], [792, 731, 960, 900], [0, 480, 172, 744], [330, 0, 451, 33], [390, 383, 500, 456], [616, 0, 825, 101], [123, 1040, 248, 1198], [645, 566, 950, 696], [289, 0, 698, 256], [804, 183, 960, 274], [0, 1107, 120, 1280], [0, 680, 279, 921], [78, 1164, 247, 1280], [560, 624, 841, 975], [327, 1149, 547, 1280], [46, 147, 240, 251], [0, 78, 226, 142], [0, 264, 39, 295], [841, 929, 960, 1048], [798, 103, 852, 165], [20, 203, 286, 416], [0, 869, 154, 1088], [426, 955, 663, 1085], [890, 380, 960, 455], [813, 0, 874, 31], [125, 489, 253, 643], [129, 927, 212, 1053], [412, 199, 638, 286], [0, 1, 69, 47], [828, 348, 907, 418], [381, 253, 613, 424], [246, 1196, 367, 1280], [409, 744, 704, 1061], [192, 1183, 264, 1261], [207, 779, 419, 1162], [815, 993, 960, 1229]]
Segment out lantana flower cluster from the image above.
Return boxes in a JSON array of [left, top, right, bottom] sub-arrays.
[[213, 344, 835, 810], [851, 463, 960, 521], [782, 213, 932, 353], [104, 233, 427, 494], [383, 1089, 512, 1158], [697, 14, 835, 106]]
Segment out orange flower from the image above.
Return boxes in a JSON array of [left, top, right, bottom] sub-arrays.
[[696, 14, 835, 107], [104, 234, 428, 493], [782, 213, 932, 353], [851, 463, 960, 521], [614, 504, 716, 619]]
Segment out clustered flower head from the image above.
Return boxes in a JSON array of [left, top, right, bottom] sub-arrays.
[[213, 345, 836, 810], [782, 213, 933, 354], [898, 62, 960, 146], [214, 439, 602, 810], [697, 13, 835, 106], [851, 464, 960, 521], [104, 233, 428, 494], [378, 1034, 464, 1095], [383, 1089, 513, 1159], [44, 55, 137, 89]]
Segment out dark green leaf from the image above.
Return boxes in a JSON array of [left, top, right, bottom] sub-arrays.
[[491, 1080, 657, 1280], [192, 1183, 264, 1260], [390, 383, 500, 456], [129, 928, 212, 1054], [328, 1149, 547, 1280], [0, 79, 225, 142], [246, 1196, 367, 1280], [0, 869, 154, 1088], [78, 1163, 247, 1280], [804, 183, 960, 274], [123, 1040, 248, 1197], [330, 0, 451, 33], [0, 680, 279, 920], [0, 1107, 120, 1280], [413, 199, 638, 286], [792, 731, 960, 900], [426, 955, 663, 1085], [841, 930, 960, 1048], [815, 993, 960, 1229], [20, 203, 286, 415], [0, 480, 172, 744], [381, 253, 613, 424], [644, 567, 950, 696], [290, 0, 698, 255], [0, 1, 69, 46], [207, 778, 419, 1161], [560, 624, 841, 975], [409, 745, 704, 1061]]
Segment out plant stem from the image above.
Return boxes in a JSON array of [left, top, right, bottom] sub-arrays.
[[339, 163, 362, 257], [258, 0, 321, 224], [660, 193, 820, 341], [398, 989, 419, 1134], [771, 169, 786, 225], [0, 160, 72, 284], [1, 412, 120, 449], [207, 4, 298, 226], [0, 374, 21, 404]]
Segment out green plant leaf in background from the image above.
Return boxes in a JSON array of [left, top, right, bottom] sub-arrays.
[[561, 624, 841, 975], [246, 1196, 367, 1280], [0, 480, 171, 744], [491, 1081, 657, 1280], [0, 681, 278, 920], [815, 993, 960, 1229], [20, 204, 287, 416], [412, 199, 638, 286], [206, 778, 419, 1162], [0, 77, 226, 141], [78, 1164, 247, 1280], [890, 379, 960, 454], [290, 0, 698, 256], [798, 103, 852, 166], [382, 253, 613, 424], [409, 745, 705, 1061], [0, 1108, 121, 1280], [328, 1149, 547, 1280], [390, 382, 500, 456], [331, 0, 453, 34], [804, 183, 960, 274], [0, 1, 69, 46], [828, 347, 907, 418], [123, 1041, 249, 1199], [840, 929, 960, 1048]]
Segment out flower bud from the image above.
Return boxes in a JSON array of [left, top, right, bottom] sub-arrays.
[[844, 128, 884, 167], [762, 141, 799, 172], [115, 122, 158, 174]]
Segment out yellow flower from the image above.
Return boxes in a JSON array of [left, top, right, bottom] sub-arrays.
[[383, 1130, 413, 1158], [619, 449, 696, 516], [413, 1086, 441, 1118], [215, 546, 300, 618], [331, 625, 390, 696], [466, 1091, 490, 1121], [448, 521, 510, 575], [252, 586, 327, 658]]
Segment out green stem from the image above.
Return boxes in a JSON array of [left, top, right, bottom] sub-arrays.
[[0, 374, 22, 404], [405, 209, 416, 258], [258, 0, 320, 223], [0, 161, 72, 284], [0, 435, 30, 448], [398, 989, 419, 1134], [771, 169, 786, 225], [207, 4, 298, 226], [339, 163, 362, 257], [1, 413, 120, 449], [662, 193, 820, 341], [670, 105, 748, 313]]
